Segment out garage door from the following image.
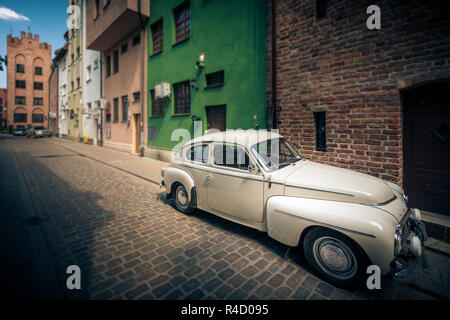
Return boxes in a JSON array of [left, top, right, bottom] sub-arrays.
[[403, 82, 450, 216]]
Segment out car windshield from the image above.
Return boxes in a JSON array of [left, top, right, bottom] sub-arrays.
[[251, 138, 301, 170]]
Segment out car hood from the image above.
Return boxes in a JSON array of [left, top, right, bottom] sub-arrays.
[[282, 161, 394, 205]]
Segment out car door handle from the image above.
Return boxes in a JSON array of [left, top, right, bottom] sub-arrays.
[[206, 175, 213, 182]]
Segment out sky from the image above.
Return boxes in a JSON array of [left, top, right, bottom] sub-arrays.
[[0, 0, 68, 88]]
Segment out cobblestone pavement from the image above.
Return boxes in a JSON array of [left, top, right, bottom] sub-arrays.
[[4, 135, 447, 300]]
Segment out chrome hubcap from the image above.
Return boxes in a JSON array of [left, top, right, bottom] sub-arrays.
[[176, 186, 188, 208], [313, 237, 357, 280]]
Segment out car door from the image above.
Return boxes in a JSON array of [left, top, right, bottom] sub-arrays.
[[205, 143, 264, 223]]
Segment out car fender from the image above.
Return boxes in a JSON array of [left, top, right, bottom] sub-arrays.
[[164, 166, 196, 202], [266, 196, 398, 274]]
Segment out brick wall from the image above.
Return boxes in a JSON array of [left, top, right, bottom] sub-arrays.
[[266, 0, 450, 185]]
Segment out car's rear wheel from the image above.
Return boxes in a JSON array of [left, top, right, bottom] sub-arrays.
[[173, 183, 193, 214], [303, 228, 369, 288]]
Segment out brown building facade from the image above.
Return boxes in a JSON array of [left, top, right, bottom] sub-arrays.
[[266, 0, 450, 215], [49, 63, 58, 134], [85, 0, 149, 154], [0, 88, 7, 128], [7, 32, 52, 129]]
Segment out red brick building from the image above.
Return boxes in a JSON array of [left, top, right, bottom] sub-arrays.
[[6, 32, 52, 129], [0, 88, 6, 128], [49, 63, 58, 135], [266, 0, 450, 215]]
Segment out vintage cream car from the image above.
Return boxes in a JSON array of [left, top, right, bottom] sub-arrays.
[[160, 130, 427, 287]]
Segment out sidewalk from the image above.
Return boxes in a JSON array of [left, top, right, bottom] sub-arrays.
[[48, 138, 167, 186]]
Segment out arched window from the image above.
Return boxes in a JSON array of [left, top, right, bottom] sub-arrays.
[[32, 108, 44, 123], [14, 107, 27, 123]]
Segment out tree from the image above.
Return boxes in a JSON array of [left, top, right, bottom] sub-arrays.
[[0, 56, 6, 71]]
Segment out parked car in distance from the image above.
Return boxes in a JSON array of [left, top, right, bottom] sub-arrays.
[[161, 130, 427, 287], [13, 125, 27, 136], [27, 126, 51, 138]]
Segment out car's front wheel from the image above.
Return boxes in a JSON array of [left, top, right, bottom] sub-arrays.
[[303, 227, 369, 288], [173, 183, 193, 214]]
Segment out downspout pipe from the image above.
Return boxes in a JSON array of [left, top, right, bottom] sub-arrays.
[[138, 0, 145, 157], [271, 0, 277, 129], [99, 53, 103, 147]]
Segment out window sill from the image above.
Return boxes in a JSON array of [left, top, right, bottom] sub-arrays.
[[150, 51, 162, 58], [172, 37, 190, 47], [171, 113, 190, 117], [205, 83, 224, 89]]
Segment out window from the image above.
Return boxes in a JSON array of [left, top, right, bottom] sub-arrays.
[[71, 81, 74, 90], [35, 67, 42, 75], [17, 64, 25, 73], [16, 96, 26, 105], [77, 46, 80, 57], [151, 90, 164, 116], [151, 20, 163, 54], [173, 81, 190, 114], [174, 2, 190, 43], [86, 65, 92, 81], [16, 80, 26, 88], [14, 113, 27, 123], [314, 111, 326, 151], [186, 144, 209, 164], [87, 102, 92, 109], [106, 55, 111, 77], [34, 82, 43, 90], [106, 109, 111, 122], [316, 0, 330, 20], [34, 98, 44, 106], [32, 113, 44, 123], [133, 92, 140, 103], [94, 0, 100, 19], [113, 98, 119, 122], [71, 53, 74, 62], [132, 34, 140, 46], [113, 50, 119, 74], [205, 70, 225, 88], [214, 144, 251, 171], [77, 77, 80, 88], [122, 95, 128, 121], [121, 43, 128, 54]]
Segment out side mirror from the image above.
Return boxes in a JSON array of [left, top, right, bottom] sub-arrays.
[[248, 163, 260, 174]]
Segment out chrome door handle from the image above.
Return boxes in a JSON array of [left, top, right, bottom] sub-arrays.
[[206, 175, 212, 182]]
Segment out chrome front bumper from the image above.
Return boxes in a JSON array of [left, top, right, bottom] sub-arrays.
[[390, 208, 428, 284]]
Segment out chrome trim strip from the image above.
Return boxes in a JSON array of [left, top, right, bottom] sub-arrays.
[[284, 184, 355, 197], [274, 209, 377, 239], [179, 163, 264, 182], [367, 194, 397, 207]]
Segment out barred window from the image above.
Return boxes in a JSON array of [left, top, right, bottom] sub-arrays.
[[314, 111, 326, 151], [34, 82, 44, 90], [173, 81, 190, 114], [151, 90, 164, 116], [14, 113, 27, 123], [174, 2, 190, 43], [35, 67, 43, 75], [32, 113, 44, 123], [122, 95, 128, 121], [16, 80, 26, 88], [113, 98, 119, 122], [16, 64, 25, 73], [151, 20, 163, 54], [34, 97, 43, 106], [16, 96, 26, 105]]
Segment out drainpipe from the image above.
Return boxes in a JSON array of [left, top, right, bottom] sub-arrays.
[[99, 53, 103, 147], [138, 0, 145, 157], [271, 0, 277, 129]]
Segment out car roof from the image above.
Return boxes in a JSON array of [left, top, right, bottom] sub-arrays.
[[186, 129, 282, 149]]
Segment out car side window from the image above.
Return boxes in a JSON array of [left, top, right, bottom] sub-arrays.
[[214, 144, 251, 171], [186, 144, 209, 164]]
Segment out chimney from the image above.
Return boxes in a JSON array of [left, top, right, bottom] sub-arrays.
[[34, 34, 39, 42], [20, 31, 26, 39]]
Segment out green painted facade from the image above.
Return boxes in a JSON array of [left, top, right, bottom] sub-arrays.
[[147, 0, 266, 151]]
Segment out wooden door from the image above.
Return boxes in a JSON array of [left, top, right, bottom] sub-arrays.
[[206, 105, 226, 132], [403, 82, 450, 215]]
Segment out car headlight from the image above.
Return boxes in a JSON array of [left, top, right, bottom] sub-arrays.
[[411, 208, 421, 224]]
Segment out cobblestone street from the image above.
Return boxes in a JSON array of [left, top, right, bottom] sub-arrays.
[[1, 135, 448, 300]]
